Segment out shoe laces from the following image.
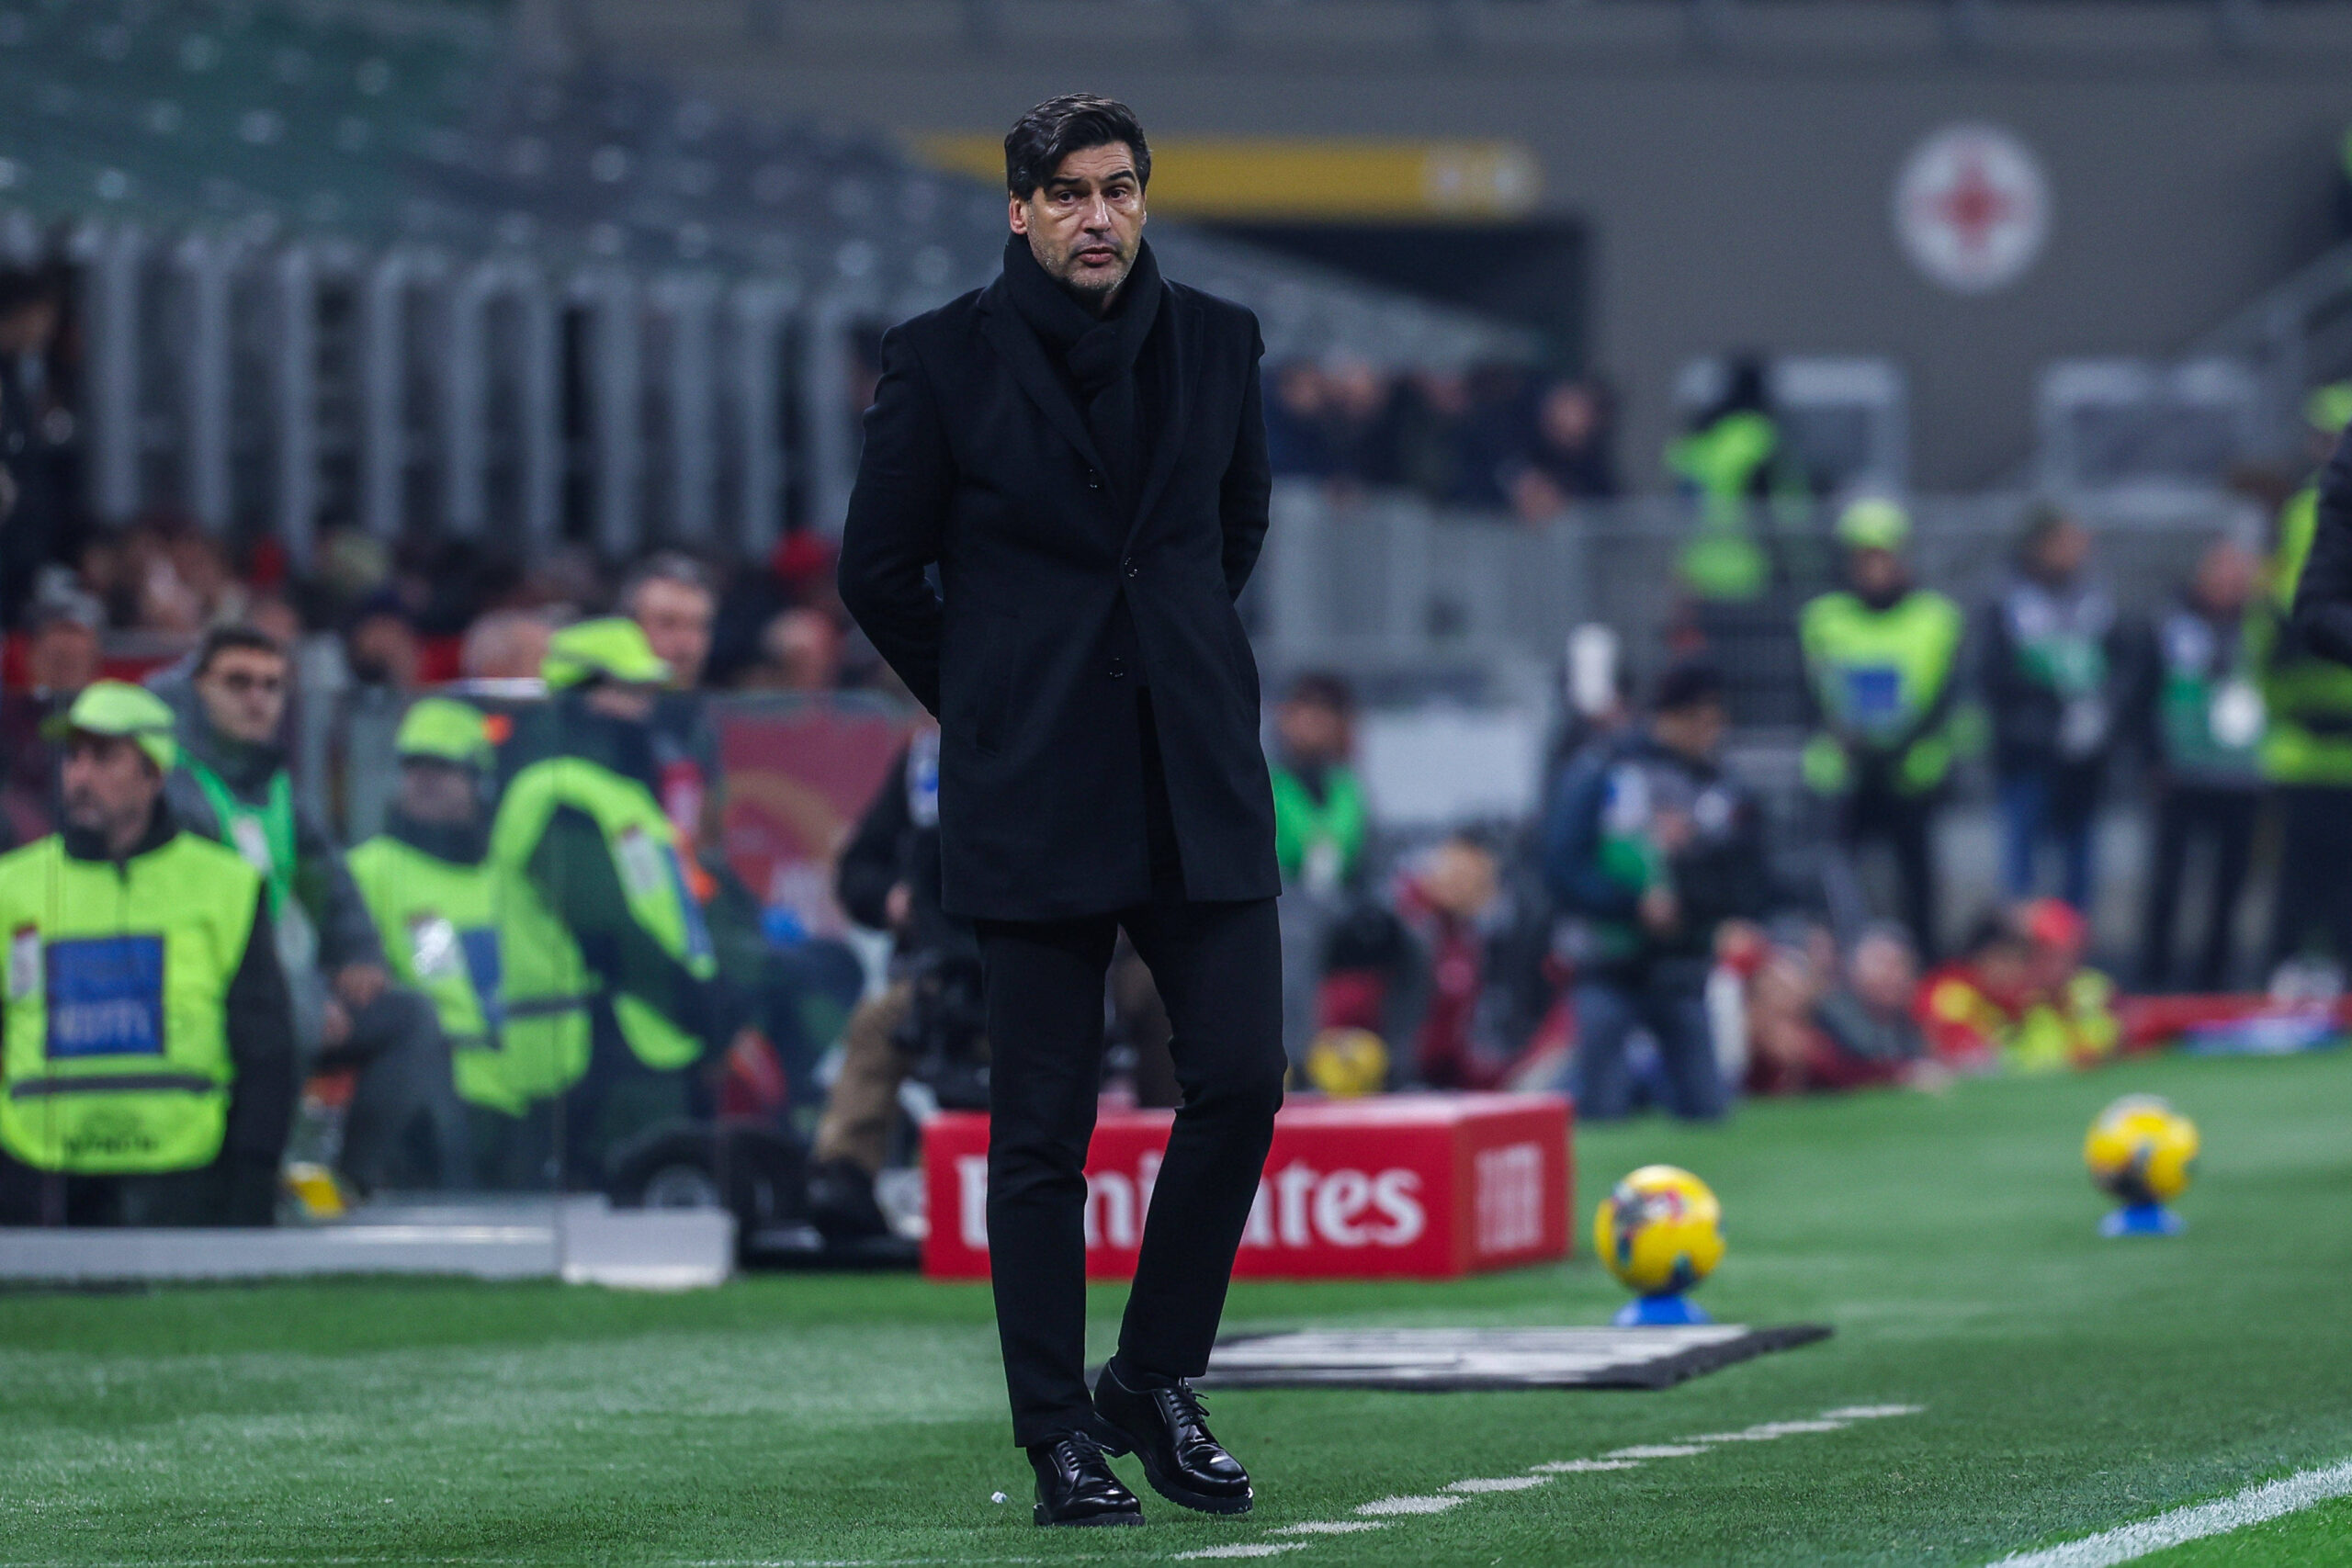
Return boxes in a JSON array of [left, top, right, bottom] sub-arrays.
[[1155, 1379, 1216, 1437], [1050, 1428, 1112, 1471]]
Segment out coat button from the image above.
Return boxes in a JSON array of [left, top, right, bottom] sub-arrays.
[[1122, 558, 1138, 579], [1107, 657, 1126, 680], [1086, 469, 1103, 491]]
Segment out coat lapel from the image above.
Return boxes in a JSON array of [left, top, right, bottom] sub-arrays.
[[1123, 288, 1195, 551], [977, 284, 1106, 479]]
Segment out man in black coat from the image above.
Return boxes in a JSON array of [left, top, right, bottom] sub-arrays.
[[838, 96, 1283, 1528]]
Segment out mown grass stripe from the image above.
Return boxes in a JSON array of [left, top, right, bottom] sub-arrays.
[[1986, 1460, 2352, 1568]]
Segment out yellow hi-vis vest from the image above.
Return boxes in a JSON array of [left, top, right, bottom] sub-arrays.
[[346, 834, 591, 1115], [489, 757, 715, 1071], [1799, 587, 1966, 796], [2256, 484, 2352, 787], [0, 831, 261, 1173]]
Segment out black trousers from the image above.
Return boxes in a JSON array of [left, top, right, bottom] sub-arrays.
[[0, 1149, 272, 1226], [975, 896, 1284, 1449], [2268, 784, 2352, 970], [2137, 784, 2258, 992], [321, 987, 470, 1194], [1838, 784, 1942, 961]]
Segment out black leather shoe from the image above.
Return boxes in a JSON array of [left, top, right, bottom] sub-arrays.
[[1027, 1430, 1144, 1527], [1093, 1360, 1254, 1516]]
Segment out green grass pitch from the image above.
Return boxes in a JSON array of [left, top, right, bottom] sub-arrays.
[[4, 1049, 2349, 1566]]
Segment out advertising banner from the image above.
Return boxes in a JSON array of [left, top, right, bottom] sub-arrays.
[[923, 1092, 1571, 1281], [715, 696, 912, 933]]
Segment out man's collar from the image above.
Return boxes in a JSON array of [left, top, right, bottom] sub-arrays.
[[60, 795, 178, 864], [184, 703, 288, 787], [387, 807, 489, 866]]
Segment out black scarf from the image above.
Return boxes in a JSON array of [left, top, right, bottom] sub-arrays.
[[387, 807, 490, 868], [62, 795, 178, 865], [1000, 232, 1164, 508]]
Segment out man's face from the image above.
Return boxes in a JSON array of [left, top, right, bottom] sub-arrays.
[[1010, 142, 1147, 307], [196, 647, 288, 746], [0, 299, 57, 357], [2193, 542, 2255, 614], [1655, 701, 1728, 762], [2033, 521, 2091, 582], [28, 622, 99, 694], [1275, 699, 1347, 764], [1849, 547, 1905, 599], [347, 615, 419, 689], [398, 759, 478, 827], [1540, 384, 1599, 448], [765, 609, 841, 692], [61, 735, 159, 842], [633, 578, 715, 689], [1849, 935, 1918, 1013]]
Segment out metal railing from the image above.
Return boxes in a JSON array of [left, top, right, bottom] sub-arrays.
[[39, 212, 1537, 569], [614, 0, 2352, 62], [1249, 484, 2262, 721]]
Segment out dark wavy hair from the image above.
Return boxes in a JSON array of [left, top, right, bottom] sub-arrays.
[[1003, 95, 1150, 200]]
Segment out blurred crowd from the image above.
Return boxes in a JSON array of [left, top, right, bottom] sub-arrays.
[[1264, 359, 1619, 521], [1259, 657, 2131, 1122], [1256, 384, 2352, 1119], [3, 240, 2349, 1244]]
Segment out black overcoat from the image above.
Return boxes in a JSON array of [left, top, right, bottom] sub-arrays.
[[836, 261, 1280, 921]]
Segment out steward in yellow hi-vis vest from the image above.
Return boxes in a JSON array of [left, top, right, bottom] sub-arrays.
[[2265, 382, 2352, 971], [489, 620, 744, 1182], [1799, 499, 1968, 959], [0, 682, 295, 1226], [348, 700, 590, 1174]]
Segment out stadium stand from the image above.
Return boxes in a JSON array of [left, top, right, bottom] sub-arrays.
[[0, 0, 1532, 569]]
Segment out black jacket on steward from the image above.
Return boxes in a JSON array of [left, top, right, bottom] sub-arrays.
[[2292, 422, 2352, 667], [836, 241, 1280, 921], [152, 680, 386, 974]]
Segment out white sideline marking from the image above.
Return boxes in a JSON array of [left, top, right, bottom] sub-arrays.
[[1269, 1521, 1393, 1535], [1825, 1404, 1926, 1419], [1531, 1459, 1644, 1473], [1356, 1495, 1469, 1516], [1984, 1459, 2352, 1568], [1445, 1476, 1551, 1494], [1174, 1547, 1306, 1561], [1605, 1443, 1712, 1459]]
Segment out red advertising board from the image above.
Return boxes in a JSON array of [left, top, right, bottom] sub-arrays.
[[715, 696, 913, 934], [923, 1092, 1572, 1281]]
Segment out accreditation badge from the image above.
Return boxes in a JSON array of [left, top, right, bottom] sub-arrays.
[[615, 826, 667, 900], [408, 914, 461, 980], [9, 924, 39, 1000], [44, 935, 165, 1057], [1303, 838, 1342, 897], [230, 815, 275, 876], [2209, 679, 2264, 750]]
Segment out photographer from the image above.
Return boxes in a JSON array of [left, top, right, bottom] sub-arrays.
[[808, 718, 981, 1241]]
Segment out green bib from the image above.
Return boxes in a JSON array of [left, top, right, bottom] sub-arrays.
[[491, 758, 714, 1072], [186, 760, 298, 919], [347, 835, 591, 1115], [0, 832, 260, 1174], [1271, 763, 1366, 892], [2154, 612, 2263, 783]]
